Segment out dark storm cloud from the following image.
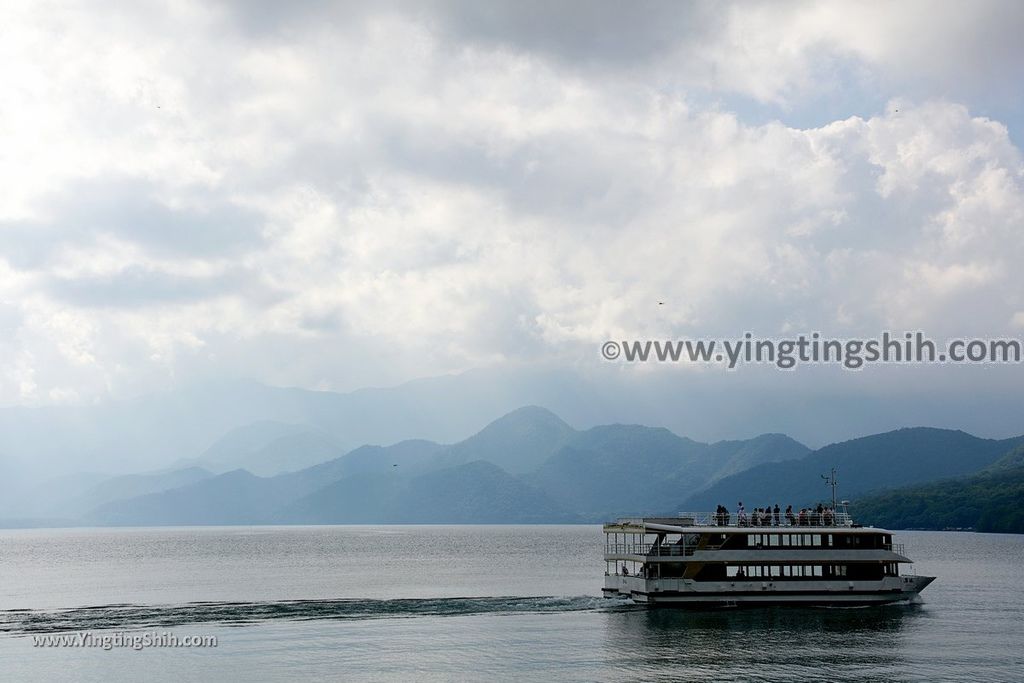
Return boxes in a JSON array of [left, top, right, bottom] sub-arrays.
[[422, 0, 718, 67], [217, 0, 717, 67]]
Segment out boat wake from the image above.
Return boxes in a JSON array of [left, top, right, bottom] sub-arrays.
[[1, 596, 627, 635]]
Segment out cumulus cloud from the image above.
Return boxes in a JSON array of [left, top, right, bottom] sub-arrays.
[[0, 0, 1022, 404]]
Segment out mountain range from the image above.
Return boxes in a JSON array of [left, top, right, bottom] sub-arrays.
[[4, 367, 1023, 515], [3, 403, 1017, 529], [853, 466, 1024, 533], [83, 407, 810, 525], [681, 428, 1024, 511]]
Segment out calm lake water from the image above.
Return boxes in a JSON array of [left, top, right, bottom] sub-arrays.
[[1, 526, 1022, 681]]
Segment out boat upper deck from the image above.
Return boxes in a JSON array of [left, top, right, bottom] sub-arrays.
[[604, 510, 877, 534]]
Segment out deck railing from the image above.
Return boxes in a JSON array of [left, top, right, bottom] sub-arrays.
[[605, 542, 694, 556], [606, 540, 907, 557], [614, 511, 854, 528]]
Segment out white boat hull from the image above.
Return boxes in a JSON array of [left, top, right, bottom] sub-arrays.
[[603, 574, 935, 607]]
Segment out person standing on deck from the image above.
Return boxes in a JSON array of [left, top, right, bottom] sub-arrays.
[[773, 504, 781, 527]]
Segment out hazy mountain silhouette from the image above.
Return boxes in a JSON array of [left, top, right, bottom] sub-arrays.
[[52, 407, 1024, 527], [85, 407, 809, 525], [704, 434, 812, 480], [4, 366, 1023, 515], [529, 429, 809, 518], [220, 431, 348, 476], [273, 439, 445, 490], [430, 406, 576, 474], [10, 471, 111, 518], [176, 420, 310, 473], [0, 369, 608, 487], [87, 469, 315, 526], [682, 428, 1024, 511], [87, 439, 445, 525], [68, 467, 214, 515], [282, 461, 576, 524]]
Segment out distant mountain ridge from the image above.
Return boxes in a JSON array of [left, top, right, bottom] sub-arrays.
[[83, 406, 811, 525], [21, 407, 1023, 529], [4, 368, 1023, 522], [174, 421, 347, 476], [985, 443, 1024, 472], [527, 426, 809, 517], [681, 427, 1024, 511], [853, 465, 1024, 533], [282, 461, 577, 524], [430, 406, 577, 474], [68, 467, 214, 516]]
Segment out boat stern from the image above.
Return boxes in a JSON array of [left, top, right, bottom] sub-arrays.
[[603, 573, 648, 600]]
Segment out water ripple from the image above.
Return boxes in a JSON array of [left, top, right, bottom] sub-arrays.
[[0, 595, 629, 635]]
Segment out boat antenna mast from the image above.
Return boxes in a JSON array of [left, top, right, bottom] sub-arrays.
[[821, 467, 838, 510]]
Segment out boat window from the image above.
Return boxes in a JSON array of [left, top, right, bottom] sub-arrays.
[[751, 534, 773, 548], [769, 534, 779, 547], [812, 534, 821, 546]]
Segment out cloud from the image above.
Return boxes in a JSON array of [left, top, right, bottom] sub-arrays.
[[0, 1, 1022, 406], [44, 265, 272, 309]]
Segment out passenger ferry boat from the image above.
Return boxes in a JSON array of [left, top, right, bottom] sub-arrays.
[[603, 504, 934, 607]]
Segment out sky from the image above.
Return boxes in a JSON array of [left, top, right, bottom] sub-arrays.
[[1, 0, 1023, 421]]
